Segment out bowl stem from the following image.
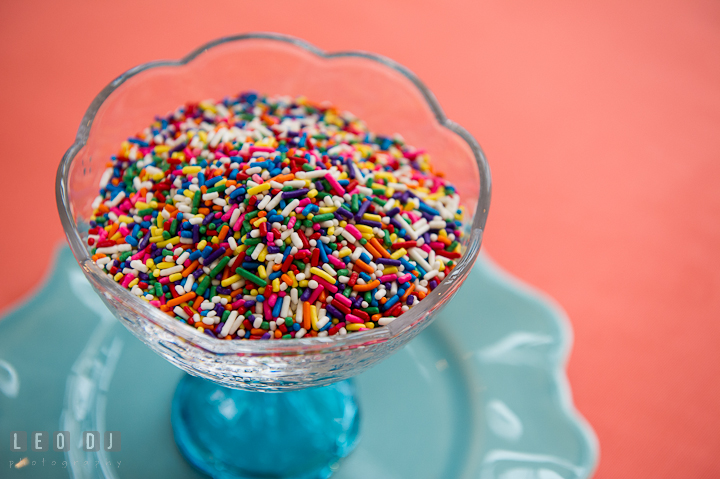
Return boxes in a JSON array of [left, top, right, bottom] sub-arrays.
[[171, 374, 361, 479]]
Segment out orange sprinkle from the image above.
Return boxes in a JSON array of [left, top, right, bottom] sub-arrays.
[[302, 302, 311, 330], [400, 284, 415, 302], [182, 260, 199, 277], [281, 274, 293, 287], [192, 295, 204, 311], [354, 259, 374, 274], [166, 292, 196, 308], [369, 238, 391, 259], [218, 225, 230, 241], [353, 280, 380, 292], [363, 241, 382, 260]]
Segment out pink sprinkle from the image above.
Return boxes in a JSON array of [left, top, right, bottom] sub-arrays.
[[268, 293, 278, 308], [333, 294, 352, 308], [429, 242, 446, 250], [221, 204, 237, 222], [398, 274, 413, 284], [308, 284, 325, 303], [344, 224, 362, 240], [312, 276, 338, 294], [420, 244, 432, 254], [379, 274, 398, 283], [149, 300, 161, 307], [264, 300, 273, 320], [287, 217, 297, 229], [324, 173, 345, 195], [121, 274, 135, 288], [231, 299, 245, 309], [159, 277, 169, 285], [249, 146, 275, 153], [327, 255, 345, 269], [346, 314, 364, 324], [297, 198, 311, 207], [232, 212, 246, 231], [251, 174, 263, 183]]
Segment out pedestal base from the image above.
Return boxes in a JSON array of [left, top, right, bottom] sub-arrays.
[[171, 375, 361, 479]]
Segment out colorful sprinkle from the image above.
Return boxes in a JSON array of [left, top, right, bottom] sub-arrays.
[[87, 92, 466, 340]]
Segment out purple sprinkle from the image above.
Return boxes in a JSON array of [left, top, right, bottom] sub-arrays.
[[335, 207, 353, 219], [407, 295, 415, 305], [326, 304, 345, 320], [216, 286, 232, 295], [377, 258, 401, 266], [204, 246, 226, 265], [192, 224, 200, 243], [137, 234, 150, 250], [359, 219, 382, 228], [282, 188, 309, 199], [429, 279, 438, 289]]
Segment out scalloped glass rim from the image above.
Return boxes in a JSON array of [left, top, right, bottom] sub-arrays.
[[56, 32, 491, 355]]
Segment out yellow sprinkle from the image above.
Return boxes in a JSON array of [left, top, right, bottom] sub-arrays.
[[153, 269, 160, 278], [221, 275, 241, 287], [154, 145, 170, 154], [382, 266, 399, 275], [145, 259, 155, 269], [183, 190, 195, 198], [182, 166, 202, 175], [113, 272, 124, 282], [210, 236, 219, 245], [307, 189, 318, 198], [168, 273, 183, 282], [247, 183, 271, 195], [310, 267, 337, 285], [364, 322, 375, 329], [318, 207, 337, 214], [149, 235, 165, 243], [157, 236, 180, 248], [156, 262, 176, 269], [310, 305, 319, 330], [197, 240, 208, 250], [258, 265, 267, 279], [356, 224, 373, 234], [363, 213, 382, 222], [135, 202, 149, 209], [272, 278, 280, 293], [258, 246, 268, 262], [299, 280, 309, 287], [110, 232, 122, 241], [327, 226, 335, 236], [346, 323, 363, 331], [338, 247, 352, 258], [390, 248, 407, 260]]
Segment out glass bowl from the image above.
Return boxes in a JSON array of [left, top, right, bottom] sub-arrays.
[[55, 32, 491, 393]]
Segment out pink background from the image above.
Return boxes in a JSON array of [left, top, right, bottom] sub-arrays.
[[1, 1, 719, 477]]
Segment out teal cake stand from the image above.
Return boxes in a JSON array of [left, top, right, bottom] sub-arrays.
[[0, 247, 598, 479]]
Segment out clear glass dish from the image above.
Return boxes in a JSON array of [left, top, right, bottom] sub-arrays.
[[55, 32, 491, 393]]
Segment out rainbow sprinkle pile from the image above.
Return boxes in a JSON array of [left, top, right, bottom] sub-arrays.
[[87, 92, 465, 340]]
